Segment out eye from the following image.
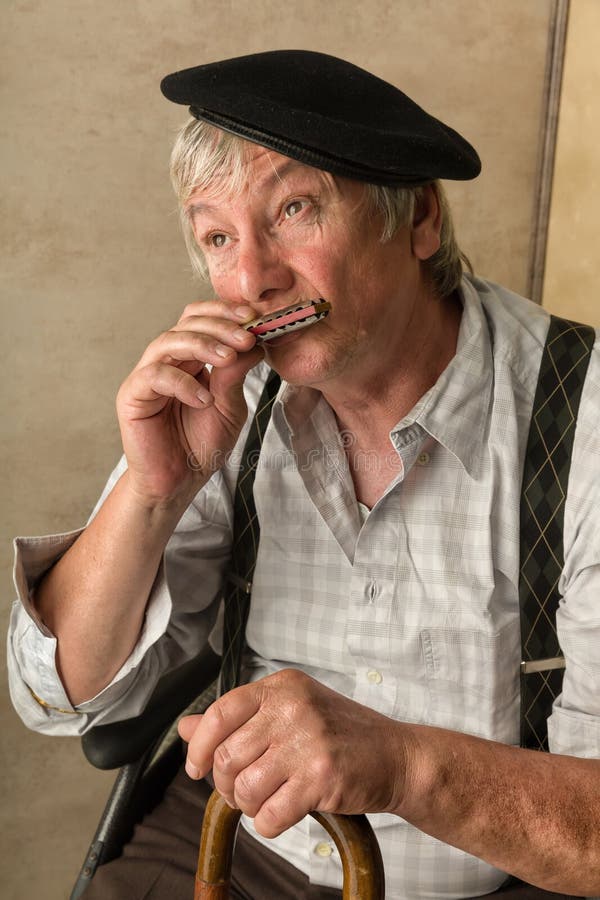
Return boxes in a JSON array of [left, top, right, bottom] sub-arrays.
[[207, 232, 230, 249], [283, 199, 308, 219]]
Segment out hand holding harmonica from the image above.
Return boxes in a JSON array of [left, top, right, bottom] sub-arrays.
[[115, 297, 331, 506]]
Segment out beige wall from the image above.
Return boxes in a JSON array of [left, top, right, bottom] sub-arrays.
[[1, 2, 560, 898], [542, 0, 600, 324]]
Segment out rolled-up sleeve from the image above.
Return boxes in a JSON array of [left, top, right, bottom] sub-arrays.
[[9, 529, 87, 732], [7, 467, 233, 735]]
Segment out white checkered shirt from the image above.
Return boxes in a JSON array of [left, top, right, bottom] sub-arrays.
[[9, 275, 600, 898]]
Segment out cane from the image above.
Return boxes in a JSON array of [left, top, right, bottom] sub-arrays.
[[195, 789, 385, 899]]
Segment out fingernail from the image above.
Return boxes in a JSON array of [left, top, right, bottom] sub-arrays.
[[185, 759, 200, 780], [234, 305, 254, 320], [215, 343, 234, 358], [196, 388, 213, 405]]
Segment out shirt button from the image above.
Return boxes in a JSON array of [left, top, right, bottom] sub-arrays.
[[417, 451, 430, 466], [314, 841, 334, 857], [367, 669, 383, 684]]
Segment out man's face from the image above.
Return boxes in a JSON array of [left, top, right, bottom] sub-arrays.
[[187, 144, 425, 389]]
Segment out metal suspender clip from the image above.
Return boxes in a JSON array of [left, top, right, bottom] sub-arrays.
[[520, 656, 565, 675], [226, 572, 253, 594]]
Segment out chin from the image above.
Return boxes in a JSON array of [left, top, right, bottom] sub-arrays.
[[264, 342, 333, 387]]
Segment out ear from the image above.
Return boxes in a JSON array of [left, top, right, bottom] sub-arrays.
[[411, 184, 442, 261]]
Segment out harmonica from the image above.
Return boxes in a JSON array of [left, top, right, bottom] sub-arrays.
[[245, 299, 331, 342]]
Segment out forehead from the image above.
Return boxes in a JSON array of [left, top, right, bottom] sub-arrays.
[[185, 143, 338, 213]]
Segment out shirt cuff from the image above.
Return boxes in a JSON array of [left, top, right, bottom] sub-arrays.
[[8, 531, 173, 733], [7, 600, 83, 733]]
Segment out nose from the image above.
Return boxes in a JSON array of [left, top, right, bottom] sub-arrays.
[[236, 233, 294, 305]]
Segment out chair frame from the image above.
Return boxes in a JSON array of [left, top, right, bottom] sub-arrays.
[[70, 645, 221, 899]]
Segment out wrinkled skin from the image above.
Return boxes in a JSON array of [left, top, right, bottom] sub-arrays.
[[178, 669, 410, 839]]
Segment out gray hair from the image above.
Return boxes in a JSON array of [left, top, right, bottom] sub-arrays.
[[169, 117, 469, 295]]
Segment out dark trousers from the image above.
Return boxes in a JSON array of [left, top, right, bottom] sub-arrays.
[[82, 763, 578, 899]]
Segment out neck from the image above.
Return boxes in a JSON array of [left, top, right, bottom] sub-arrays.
[[322, 289, 462, 441]]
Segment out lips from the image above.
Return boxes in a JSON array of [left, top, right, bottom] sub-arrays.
[[245, 299, 331, 342]]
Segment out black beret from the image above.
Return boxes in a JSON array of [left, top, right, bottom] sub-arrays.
[[160, 49, 481, 186]]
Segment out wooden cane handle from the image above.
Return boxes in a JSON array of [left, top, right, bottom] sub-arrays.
[[194, 789, 385, 900], [194, 791, 242, 899], [311, 810, 385, 899]]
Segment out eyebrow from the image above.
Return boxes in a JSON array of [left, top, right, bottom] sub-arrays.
[[186, 157, 318, 219]]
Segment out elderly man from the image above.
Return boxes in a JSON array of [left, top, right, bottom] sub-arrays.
[[8, 51, 600, 898]]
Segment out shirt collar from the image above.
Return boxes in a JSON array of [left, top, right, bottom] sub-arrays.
[[392, 276, 493, 478], [272, 275, 493, 479]]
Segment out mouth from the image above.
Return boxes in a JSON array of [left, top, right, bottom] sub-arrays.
[[245, 299, 331, 342]]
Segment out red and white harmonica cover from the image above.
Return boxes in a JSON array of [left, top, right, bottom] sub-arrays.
[[245, 299, 331, 341]]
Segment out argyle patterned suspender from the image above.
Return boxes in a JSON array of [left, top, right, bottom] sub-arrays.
[[219, 369, 282, 696], [519, 315, 595, 750], [217, 317, 595, 751]]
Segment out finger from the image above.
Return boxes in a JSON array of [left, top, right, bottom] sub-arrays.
[[253, 776, 315, 839], [169, 316, 257, 349], [212, 728, 271, 804], [178, 347, 266, 447], [176, 301, 256, 327], [121, 362, 214, 418], [178, 715, 207, 780], [207, 344, 265, 414], [178, 714, 203, 743], [138, 326, 256, 371], [169, 359, 206, 378], [227, 748, 288, 819], [185, 685, 262, 778]]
